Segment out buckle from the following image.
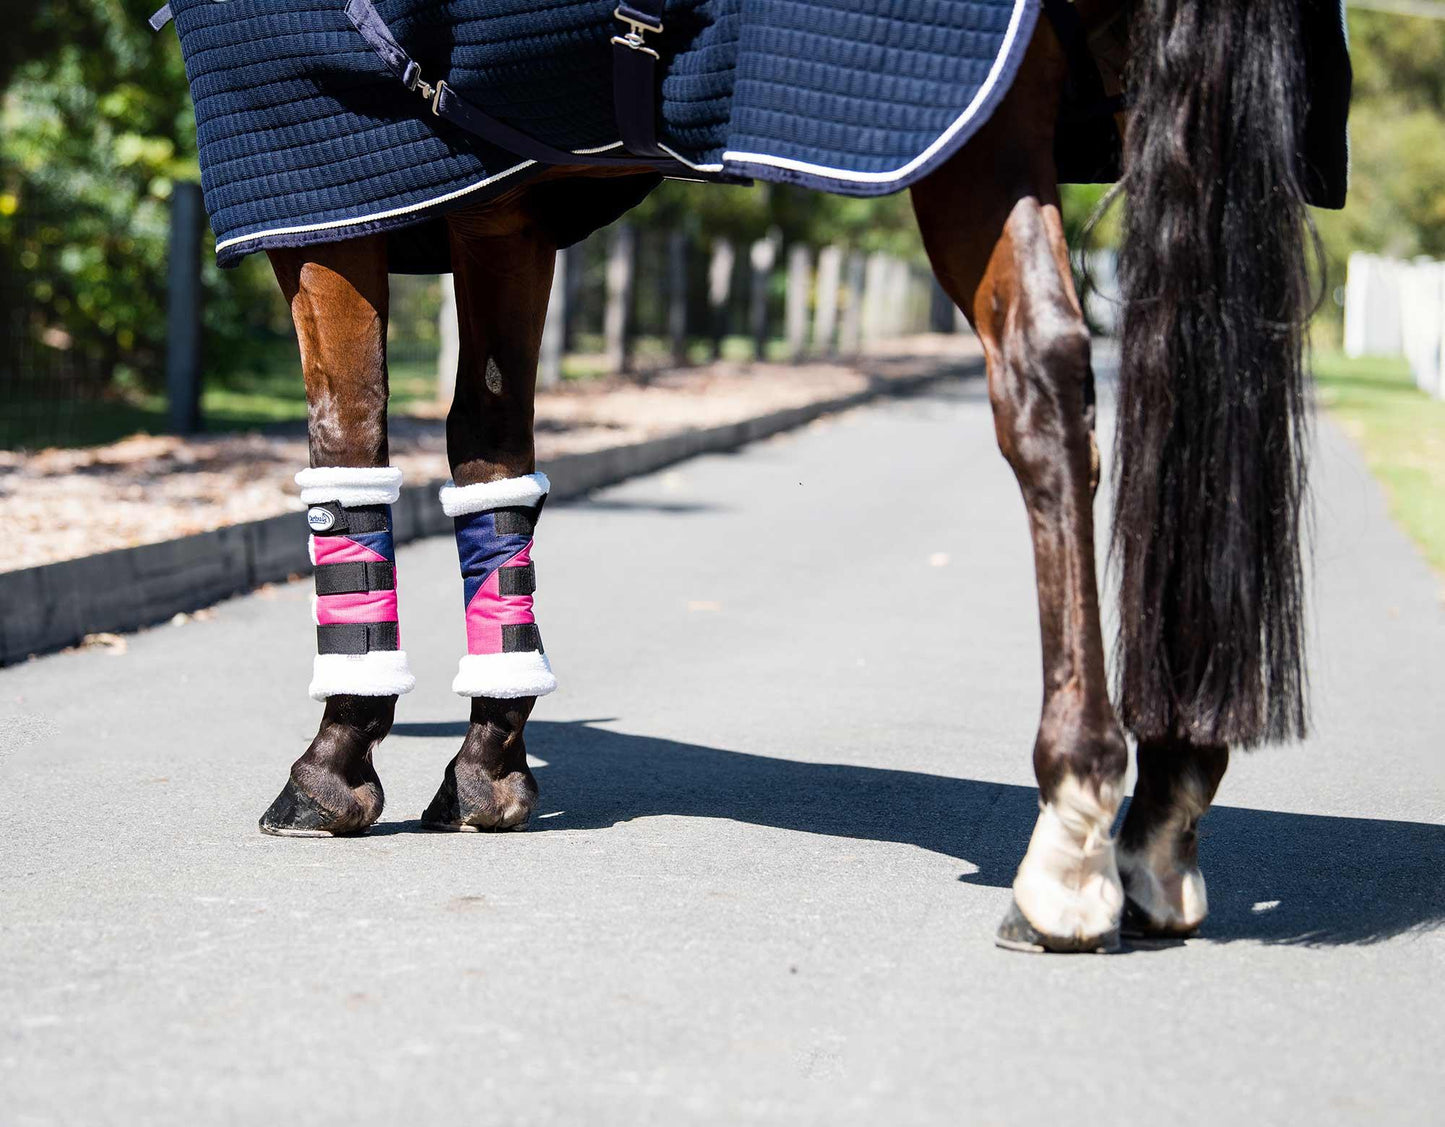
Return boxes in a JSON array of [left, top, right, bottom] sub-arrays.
[[612, 5, 661, 58]]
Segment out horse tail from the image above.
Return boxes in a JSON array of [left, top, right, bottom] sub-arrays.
[[1112, 0, 1313, 748]]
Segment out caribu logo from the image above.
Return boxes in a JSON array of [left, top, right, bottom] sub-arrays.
[[307, 507, 336, 532]]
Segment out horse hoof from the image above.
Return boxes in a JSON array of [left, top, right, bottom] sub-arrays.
[[419, 764, 535, 832], [259, 779, 367, 837], [994, 898, 1121, 955], [1120, 896, 1200, 942]]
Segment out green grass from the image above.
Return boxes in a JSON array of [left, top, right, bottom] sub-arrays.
[[1313, 349, 1445, 573]]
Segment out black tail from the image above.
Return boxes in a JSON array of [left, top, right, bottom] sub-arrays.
[[1113, 0, 1313, 747]]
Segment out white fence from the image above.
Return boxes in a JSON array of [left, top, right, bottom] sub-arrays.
[[1343, 252, 1445, 398]]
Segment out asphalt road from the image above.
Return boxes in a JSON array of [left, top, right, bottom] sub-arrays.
[[2, 368, 1442, 1125]]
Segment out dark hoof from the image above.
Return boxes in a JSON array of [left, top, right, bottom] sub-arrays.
[[994, 898, 1121, 955], [420, 761, 535, 832], [259, 779, 366, 837], [1120, 896, 1200, 942]]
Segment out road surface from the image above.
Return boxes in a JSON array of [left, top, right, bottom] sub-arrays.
[[2, 367, 1442, 1124]]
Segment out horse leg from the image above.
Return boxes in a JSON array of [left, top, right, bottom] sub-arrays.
[[911, 32, 1126, 951], [420, 205, 556, 831], [1115, 739, 1229, 935], [258, 234, 410, 836]]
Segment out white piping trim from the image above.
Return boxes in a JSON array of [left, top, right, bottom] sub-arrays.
[[657, 143, 724, 173], [215, 159, 536, 254], [439, 472, 550, 517], [720, 0, 1033, 185], [573, 141, 626, 155]]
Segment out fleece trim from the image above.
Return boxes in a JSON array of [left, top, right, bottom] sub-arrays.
[[296, 466, 403, 507], [439, 472, 550, 517], [452, 651, 557, 698], [308, 650, 416, 701]]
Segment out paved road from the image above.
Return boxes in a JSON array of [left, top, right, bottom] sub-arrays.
[[2, 369, 1442, 1125]]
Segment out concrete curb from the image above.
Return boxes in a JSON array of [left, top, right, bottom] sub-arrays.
[[0, 363, 974, 665]]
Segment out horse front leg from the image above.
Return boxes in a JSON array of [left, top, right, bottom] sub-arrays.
[[912, 31, 1126, 951], [259, 235, 412, 836], [420, 207, 557, 831]]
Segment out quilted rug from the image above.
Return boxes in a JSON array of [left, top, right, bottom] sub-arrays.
[[168, 0, 1039, 269]]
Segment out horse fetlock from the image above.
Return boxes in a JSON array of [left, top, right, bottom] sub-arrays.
[[1007, 776, 1124, 948]]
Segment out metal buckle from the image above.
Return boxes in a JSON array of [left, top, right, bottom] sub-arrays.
[[611, 6, 661, 58]]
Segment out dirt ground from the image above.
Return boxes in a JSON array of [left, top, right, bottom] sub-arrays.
[[2, 336, 979, 573]]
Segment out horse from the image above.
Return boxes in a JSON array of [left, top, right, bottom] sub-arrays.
[[156, 0, 1349, 952]]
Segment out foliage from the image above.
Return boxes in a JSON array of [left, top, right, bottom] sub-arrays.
[[0, 0, 285, 399], [1314, 11, 1445, 291]]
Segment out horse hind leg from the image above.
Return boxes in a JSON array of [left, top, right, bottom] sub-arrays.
[[259, 235, 403, 836], [1117, 739, 1229, 936], [911, 33, 1126, 952]]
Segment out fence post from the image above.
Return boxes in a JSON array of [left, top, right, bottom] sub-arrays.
[[604, 224, 636, 373], [707, 238, 734, 360], [813, 244, 843, 357], [539, 248, 567, 389], [165, 182, 205, 435], [785, 244, 812, 362], [749, 229, 780, 361], [838, 250, 865, 357], [668, 230, 689, 366], [437, 273, 459, 405]]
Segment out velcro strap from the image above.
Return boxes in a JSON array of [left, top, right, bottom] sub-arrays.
[[492, 507, 538, 537], [501, 623, 543, 653], [306, 501, 390, 535], [317, 622, 400, 655], [314, 561, 396, 595], [496, 563, 536, 596], [148, 4, 173, 31]]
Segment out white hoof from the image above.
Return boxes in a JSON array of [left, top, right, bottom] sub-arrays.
[[1012, 777, 1124, 943]]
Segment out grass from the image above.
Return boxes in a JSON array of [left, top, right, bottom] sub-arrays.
[[1312, 349, 1445, 573]]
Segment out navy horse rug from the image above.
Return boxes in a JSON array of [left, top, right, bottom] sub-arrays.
[[155, 0, 1349, 271]]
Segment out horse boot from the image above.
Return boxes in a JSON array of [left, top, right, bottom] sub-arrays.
[[421, 472, 556, 831], [259, 466, 416, 836]]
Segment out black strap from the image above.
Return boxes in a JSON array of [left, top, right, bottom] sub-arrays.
[[612, 1, 668, 158], [317, 621, 400, 654], [343, 0, 688, 172], [1041, 0, 1120, 124], [497, 563, 536, 596], [492, 507, 538, 537], [148, 4, 172, 31], [501, 623, 544, 653], [314, 560, 396, 595], [305, 501, 389, 535]]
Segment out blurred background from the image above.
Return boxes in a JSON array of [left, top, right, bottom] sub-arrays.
[[1, 1, 1441, 577]]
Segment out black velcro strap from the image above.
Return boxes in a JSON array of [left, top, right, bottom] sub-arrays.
[[314, 561, 396, 596], [317, 622, 399, 655], [501, 623, 543, 653], [496, 563, 536, 596], [305, 501, 389, 535], [493, 507, 537, 537]]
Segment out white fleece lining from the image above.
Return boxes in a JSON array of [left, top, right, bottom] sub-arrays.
[[453, 652, 557, 698], [296, 466, 403, 507], [309, 651, 416, 701], [439, 472, 550, 517]]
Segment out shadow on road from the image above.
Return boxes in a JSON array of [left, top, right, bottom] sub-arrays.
[[391, 718, 1445, 947]]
